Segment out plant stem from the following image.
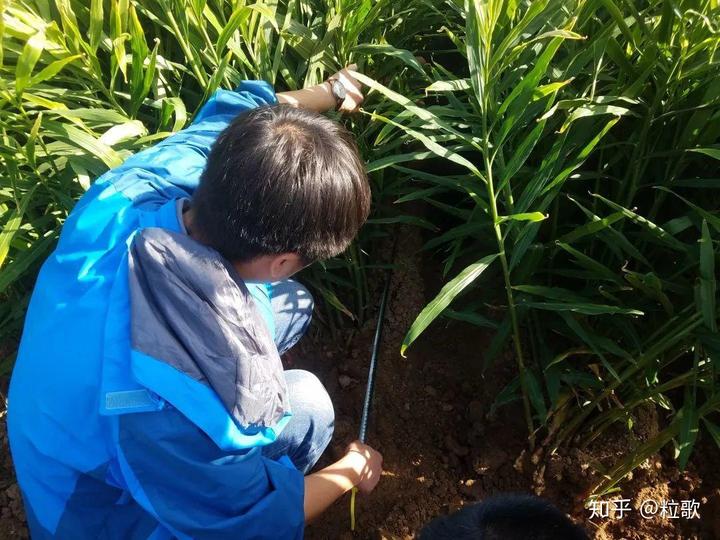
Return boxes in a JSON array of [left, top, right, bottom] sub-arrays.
[[161, 2, 209, 88], [476, 8, 535, 447], [489, 182, 536, 448], [481, 120, 535, 449]]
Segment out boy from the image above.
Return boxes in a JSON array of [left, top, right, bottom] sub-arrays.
[[419, 494, 589, 540], [7, 66, 382, 539]]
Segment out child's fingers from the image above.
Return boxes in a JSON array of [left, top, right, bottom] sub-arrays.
[[334, 64, 364, 112], [348, 87, 364, 104], [341, 88, 364, 112], [343, 64, 364, 89]]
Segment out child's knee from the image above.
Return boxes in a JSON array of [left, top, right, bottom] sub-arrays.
[[284, 369, 334, 471], [290, 370, 333, 424]]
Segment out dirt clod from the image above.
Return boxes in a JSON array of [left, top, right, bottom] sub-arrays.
[[445, 435, 469, 457]]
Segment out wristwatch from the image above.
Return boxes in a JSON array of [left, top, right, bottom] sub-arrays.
[[326, 77, 347, 109]]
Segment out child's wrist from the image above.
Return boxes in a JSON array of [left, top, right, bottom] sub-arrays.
[[318, 80, 338, 111], [341, 450, 367, 487]]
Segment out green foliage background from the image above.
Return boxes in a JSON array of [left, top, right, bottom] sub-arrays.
[[1, 0, 719, 496]]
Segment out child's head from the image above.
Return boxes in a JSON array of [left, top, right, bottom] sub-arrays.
[[419, 494, 588, 540], [192, 104, 370, 281]]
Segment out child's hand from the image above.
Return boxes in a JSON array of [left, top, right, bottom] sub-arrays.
[[278, 65, 365, 113], [345, 440, 383, 494], [330, 64, 365, 113]]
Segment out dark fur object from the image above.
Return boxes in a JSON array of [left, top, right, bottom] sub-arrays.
[[419, 493, 589, 540]]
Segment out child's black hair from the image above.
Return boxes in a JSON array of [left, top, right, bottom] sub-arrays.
[[193, 104, 370, 263], [419, 493, 589, 540]]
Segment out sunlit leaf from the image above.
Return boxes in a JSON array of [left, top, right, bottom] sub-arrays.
[[401, 254, 498, 356]]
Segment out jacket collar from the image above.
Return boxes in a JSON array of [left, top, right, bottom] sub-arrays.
[[127, 227, 291, 450]]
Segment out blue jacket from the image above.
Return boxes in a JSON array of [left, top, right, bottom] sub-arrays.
[[7, 81, 305, 539]]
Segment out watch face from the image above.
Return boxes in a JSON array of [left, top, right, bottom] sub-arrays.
[[332, 80, 347, 101]]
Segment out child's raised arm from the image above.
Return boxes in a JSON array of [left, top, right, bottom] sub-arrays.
[[277, 64, 365, 114]]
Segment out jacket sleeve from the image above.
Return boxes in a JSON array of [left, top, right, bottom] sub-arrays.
[[115, 406, 304, 540], [100, 81, 277, 202]]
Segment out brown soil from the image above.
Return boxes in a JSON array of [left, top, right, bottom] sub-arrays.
[[0, 224, 718, 539], [0, 378, 27, 539]]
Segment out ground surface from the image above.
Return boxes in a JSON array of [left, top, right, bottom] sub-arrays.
[[0, 225, 718, 539]]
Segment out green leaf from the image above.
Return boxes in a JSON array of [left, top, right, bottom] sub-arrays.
[[0, 186, 37, 269], [28, 54, 83, 87], [498, 116, 547, 192], [138, 40, 159, 113], [520, 301, 643, 316], [401, 254, 498, 355], [513, 285, 589, 303], [656, 186, 720, 234], [353, 71, 480, 152], [498, 212, 547, 224], [465, 0, 488, 114], [490, 0, 552, 72], [0, 234, 57, 295], [315, 284, 355, 321], [698, 220, 717, 332], [99, 120, 147, 146], [556, 241, 623, 284], [540, 118, 620, 196], [524, 370, 547, 422], [591, 193, 689, 252], [366, 149, 439, 173], [497, 35, 566, 117], [546, 348, 593, 369], [112, 35, 129, 83], [366, 215, 438, 231], [702, 418, 720, 450], [558, 312, 622, 381], [44, 121, 123, 168], [353, 44, 426, 77], [489, 376, 521, 415], [443, 308, 498, 329], [689, 147, 720, 160], [393, 186, 445, 204], [0, 0, 5, 68], [422, 222, 488, 251], [676, 392, 699, 471], [216, 5, 252, 55], [366, 109, 484, 179], [161, 97, 187, 132], [671, 178, 720, 189], [559, 211, 625, 243], [565, 196, 649, 265], [425, 79, 471, 92], [624, 270, 674, 316], [484, 314, 513, 370], [15, 27, 46, 94], [559, 104, 634, 133], [89, 0, 104, 52], [26, 112, 43, 168], [202, 50, 232, 103]]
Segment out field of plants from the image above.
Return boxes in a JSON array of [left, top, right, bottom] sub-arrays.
[[1, 0, 719, 538]]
